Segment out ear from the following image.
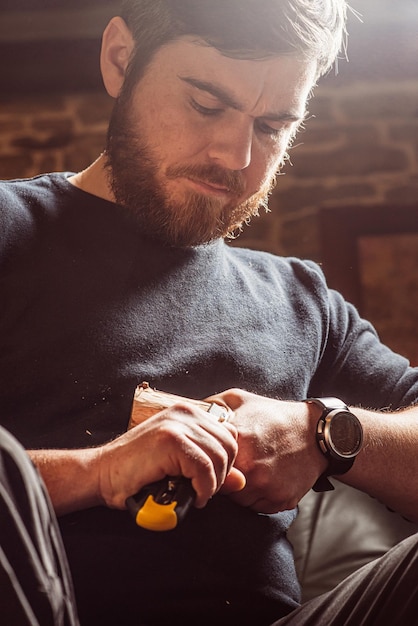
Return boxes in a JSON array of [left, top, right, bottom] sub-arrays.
[[100, 17, 135, 98]]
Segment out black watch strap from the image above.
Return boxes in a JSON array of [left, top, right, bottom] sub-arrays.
[[306, 397, 363, 493]]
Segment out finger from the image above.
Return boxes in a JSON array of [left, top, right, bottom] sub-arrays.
[[219, 467, 246, 494], [185, 436, 238, 506], [205, 388, 247, 412], [187, 411, 239, 469], [222, 421, 239, 440]]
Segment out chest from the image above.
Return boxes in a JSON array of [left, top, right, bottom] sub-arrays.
[[0, 243, 321, 446]]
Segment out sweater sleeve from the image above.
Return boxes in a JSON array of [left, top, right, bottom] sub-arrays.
[[303, 261, 418, 410]]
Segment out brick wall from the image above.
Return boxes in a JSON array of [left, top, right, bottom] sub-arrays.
[[269, 77, 418, 261], [0, 93, 113, 181]]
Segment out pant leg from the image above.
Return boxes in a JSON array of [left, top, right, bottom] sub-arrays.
[[0, 426, 79, 626], [272, 532, 418, 625]]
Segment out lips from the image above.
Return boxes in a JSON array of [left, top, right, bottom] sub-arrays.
[[166, 164, 245, 197], [191, 177, 231, 193]]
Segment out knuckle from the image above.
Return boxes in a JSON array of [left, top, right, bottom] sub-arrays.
[[172, 401, 196, 416], [154, 422, 184, 449], [219, 387, 247, 408]]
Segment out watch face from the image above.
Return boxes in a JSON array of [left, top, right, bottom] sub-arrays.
[[328, 410, 363, 457]]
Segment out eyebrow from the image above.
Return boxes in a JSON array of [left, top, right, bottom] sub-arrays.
[[179, 75, 304, 123]]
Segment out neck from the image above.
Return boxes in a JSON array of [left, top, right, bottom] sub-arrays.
[[68, 154, 115, 203]]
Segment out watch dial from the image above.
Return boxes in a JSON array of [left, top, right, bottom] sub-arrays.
[[329, 412, 362, 456]]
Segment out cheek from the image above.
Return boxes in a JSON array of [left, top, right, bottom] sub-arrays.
[[132, 94, 189, 156], [267, 131, 294, 173], [249, 146, 285, 190], [154, 115, 204, 164]]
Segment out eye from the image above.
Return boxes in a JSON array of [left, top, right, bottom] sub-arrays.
[[255, 118, 285, 138], [190, 98, 223, 117]]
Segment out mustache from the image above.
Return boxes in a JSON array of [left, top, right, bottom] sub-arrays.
[[165, 163, 246, 196]]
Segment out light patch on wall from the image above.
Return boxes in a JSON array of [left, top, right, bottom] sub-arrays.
[[358, 233, 418, 366]]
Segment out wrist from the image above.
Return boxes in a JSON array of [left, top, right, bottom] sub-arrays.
[[304, 397, 364, 492], [303, 399, 330, 474]]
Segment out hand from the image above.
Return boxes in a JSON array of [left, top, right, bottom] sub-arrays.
[[96, 402, 245, 510], [207, 389, 327, 513]]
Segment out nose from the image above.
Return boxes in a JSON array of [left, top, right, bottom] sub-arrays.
[[207, 121, 253, 171]]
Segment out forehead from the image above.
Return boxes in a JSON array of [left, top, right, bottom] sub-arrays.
[[137, 36, 317, 117]]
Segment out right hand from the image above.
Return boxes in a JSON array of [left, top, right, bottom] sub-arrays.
[[95, 402, 245, 510]]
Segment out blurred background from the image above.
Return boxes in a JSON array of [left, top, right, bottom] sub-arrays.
[[1, 0, 417, 363]]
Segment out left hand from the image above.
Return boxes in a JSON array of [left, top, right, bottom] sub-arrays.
[[206, 389, 327, 513]]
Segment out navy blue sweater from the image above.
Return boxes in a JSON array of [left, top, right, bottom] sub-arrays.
[[1, 173, 417, 625]]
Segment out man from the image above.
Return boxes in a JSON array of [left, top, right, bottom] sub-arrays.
[[1, 1, 418, 624]]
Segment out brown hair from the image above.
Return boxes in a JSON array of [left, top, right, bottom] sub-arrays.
[[119, 0, 348, 94]]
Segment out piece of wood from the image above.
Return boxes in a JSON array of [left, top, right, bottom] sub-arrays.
[[128, 382, 213, 429]]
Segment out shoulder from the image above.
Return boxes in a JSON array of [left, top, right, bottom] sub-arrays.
[[0, 172, 71, 224], [222, 244, 355, 334], [0, 173, 74, 260], [0, 172, 75, 207], [223, 244, 328, 294]]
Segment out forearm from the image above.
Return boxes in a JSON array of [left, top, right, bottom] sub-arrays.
[[340, 405, 418, 522], [27, 405, 241, 518], [29, 447, 102, 516]]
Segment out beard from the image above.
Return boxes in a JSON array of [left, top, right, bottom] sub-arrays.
[[105, 95, 278, 248]]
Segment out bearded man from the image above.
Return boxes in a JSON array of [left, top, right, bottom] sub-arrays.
[[2, 2, 418, 625]]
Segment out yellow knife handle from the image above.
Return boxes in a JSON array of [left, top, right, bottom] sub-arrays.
[[126, 476, 195, 531]]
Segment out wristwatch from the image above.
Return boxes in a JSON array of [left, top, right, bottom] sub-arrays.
[[305, 397, 363, 492]]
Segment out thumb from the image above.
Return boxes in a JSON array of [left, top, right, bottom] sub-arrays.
[[220, 467, 246, 495]]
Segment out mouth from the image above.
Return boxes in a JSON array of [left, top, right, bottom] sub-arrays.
[[184, 177, 234, 199]]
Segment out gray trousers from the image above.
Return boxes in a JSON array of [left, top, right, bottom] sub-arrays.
[[277, 529, 418, 625], [0, 426, 79, 626]]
